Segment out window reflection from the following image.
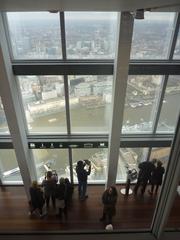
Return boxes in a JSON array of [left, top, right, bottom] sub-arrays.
[[65, 12, 117, 59], [173, 27, 180, 59], [7, 12, 62, 59], [0, 150, 22, 182], [123, 75, 163, 133], [117, 148, 149, 181], [32, 149, 69, 182], [18, 76, 67, 134], [69, 75, 113, 133], [131, 12, 175, 59], [0, 97, 9, 134], [157, 75, 180, 133]]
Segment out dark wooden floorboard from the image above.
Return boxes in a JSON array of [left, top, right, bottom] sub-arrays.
[[0, 185, 179, 232]]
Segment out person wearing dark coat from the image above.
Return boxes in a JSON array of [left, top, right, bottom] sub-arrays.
[[134, 159, 156, 195], [55, 178, 66, 218], [76, 160, 91, 200], [42, 171, 57, 208], [100, 186, 118, 224], [29, 181, 45, 217], [149, 160, 165, 195], [64, 178, 74, 212]]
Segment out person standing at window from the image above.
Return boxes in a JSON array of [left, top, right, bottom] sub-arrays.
[[134, 159, 156, 195], [42, 171, 57, 208], [29, 181, 45, 218], [55, 178, 65, 218], [149, 160, 165, 195], [100, 186, 118, 224], [76, 160, 91, 201]]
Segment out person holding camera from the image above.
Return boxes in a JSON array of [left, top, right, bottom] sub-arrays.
[[76, 160, 91, 201], [42, 171, 57, 209]]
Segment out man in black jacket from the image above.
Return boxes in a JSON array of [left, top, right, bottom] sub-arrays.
[[134, 159, 156, 195], [76, 160, 91, 200]]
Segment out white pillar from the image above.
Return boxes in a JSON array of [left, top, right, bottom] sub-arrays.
[[106, 12, 134, 187], [0, 13, 37, 199]]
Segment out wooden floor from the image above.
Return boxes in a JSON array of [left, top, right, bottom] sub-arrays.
[[0, 185, 179, 233]]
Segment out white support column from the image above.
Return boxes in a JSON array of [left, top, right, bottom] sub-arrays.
[[151, 113, 180, 239], [106, 12, 134, 187], [0, 13, 37, 199]]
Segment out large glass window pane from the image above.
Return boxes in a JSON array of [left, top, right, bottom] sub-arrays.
[[117, 148, 149, 181], [150, 147, 170, 169], [18, 76, 67, 134], [0, 97, 9, 134], [69, 75, 113, 133], [131, 12, 175, 59], [157, 76, 180, 133], [7, 12, 62, 59], [72, 148, 107, 183], [0, 149, 22, 183], [122, 75, 163, 133], [116, 147, 170, 229], [173, 27, 180, 59], [65, 12, 117, 59], [33, 149, 69, 182]]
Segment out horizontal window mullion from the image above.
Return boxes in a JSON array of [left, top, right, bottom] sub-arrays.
[[0, 135, 173, 149], [13, 62, 180, 75]]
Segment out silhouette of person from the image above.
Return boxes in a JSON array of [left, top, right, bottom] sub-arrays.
[[134, 159, 156, 195], [149, 160, 165, 195], [76, 160, 91, 200], [100, 186, 118, 224], [42, 171, 57, 208]]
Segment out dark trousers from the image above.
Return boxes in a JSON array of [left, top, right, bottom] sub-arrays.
[[102, 212, 112, 224], [45, 194, 56, 208], [134, 178, 148, 194], [151, 184, 160, 194], [78, 180, 87, 199]]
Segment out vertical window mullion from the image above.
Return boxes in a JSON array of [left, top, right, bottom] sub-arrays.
[[60, 11, 73, 183], [60, 11, 67, 60], [1, 12, 14, 61], [168, 13, 180, 60]]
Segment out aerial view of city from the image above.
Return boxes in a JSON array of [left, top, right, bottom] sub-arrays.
[[0, 12, 179, 182]]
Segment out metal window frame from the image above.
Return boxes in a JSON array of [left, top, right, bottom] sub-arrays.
[[151, 114, 180, 238], [12, 60, 180, 75], [169, 13, 180, 60]]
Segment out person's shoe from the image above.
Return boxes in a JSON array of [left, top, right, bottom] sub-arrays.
[[40, 212, 47, 218], [28, 211, 32, 216]]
